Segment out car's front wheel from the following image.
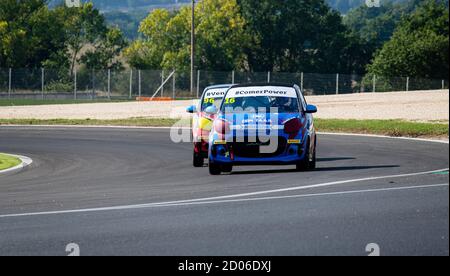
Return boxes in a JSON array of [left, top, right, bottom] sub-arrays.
[[209, 160, 222, 175], [296, 138, 316, 171]]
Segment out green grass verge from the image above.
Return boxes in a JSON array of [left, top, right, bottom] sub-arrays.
[[0, 118, 447, 138], [0, 118, 182, 127], [0, 99, 132, 106], [314, 119, 449, 138], [0, 153, 21, 171]]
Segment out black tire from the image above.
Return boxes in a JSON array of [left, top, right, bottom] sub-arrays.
[[309, 143, 317, 170], [193, 152, 204, 167], [296, 138, 316, 171], [209, 160, 222, 175], [221, 164, 233, 174]]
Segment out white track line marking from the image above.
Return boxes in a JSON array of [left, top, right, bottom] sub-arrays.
[[0, 168, 448, 218], [318, 132, 449, 144], [124, 183, 450, 209], [1, 125, 448, 144], [0, 125, 449, 144]]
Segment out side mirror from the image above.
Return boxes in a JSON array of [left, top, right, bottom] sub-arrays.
[[204, 105, 218, 115], [305, 104, 317, 114], [186, 105, 197, 113]]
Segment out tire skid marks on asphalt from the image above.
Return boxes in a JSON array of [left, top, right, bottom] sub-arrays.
[[0, 168, 448, 218]]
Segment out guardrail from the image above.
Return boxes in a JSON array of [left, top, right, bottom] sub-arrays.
[[0, 68, 448, 100]]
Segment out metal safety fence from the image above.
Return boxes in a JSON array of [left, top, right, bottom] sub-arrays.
[[0, 68, 448, 100]]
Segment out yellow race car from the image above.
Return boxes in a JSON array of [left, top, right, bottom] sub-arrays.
[[186, 84, 233, 167]]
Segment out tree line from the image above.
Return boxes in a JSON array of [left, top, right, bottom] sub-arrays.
[[1, 0, 448, 80], [0, 0, 127, 76]]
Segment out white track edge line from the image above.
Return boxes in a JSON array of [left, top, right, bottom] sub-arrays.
[[126, 183, 450, 208], [0, 125, 448, 143], [318, 132, 449, 144], [0, 168, 447, 218]]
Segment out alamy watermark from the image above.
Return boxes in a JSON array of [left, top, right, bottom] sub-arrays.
[[170, 105, 283, 154], [65, 0, 81, 8], [366, 243, 381, 256], [366, 0, 381, 8], [66, 243, 80, 256]]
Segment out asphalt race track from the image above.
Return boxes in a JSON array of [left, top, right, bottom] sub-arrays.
[[0, 126, 448, 256]]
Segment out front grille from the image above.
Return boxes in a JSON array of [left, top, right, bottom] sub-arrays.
[[231, 137, 288, 158]]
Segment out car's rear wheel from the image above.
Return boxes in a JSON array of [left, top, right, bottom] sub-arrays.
[[209, 160, 222, 175], [296, 137, 316, 171], [193, 152, 204, 167]]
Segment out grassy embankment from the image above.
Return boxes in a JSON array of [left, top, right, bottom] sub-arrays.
[[0, 99, 132, 106], [0, 118, 447, 138], [0, 153, 21, 171]]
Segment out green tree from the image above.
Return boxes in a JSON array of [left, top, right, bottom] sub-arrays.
[[56, 3, 109, 75], [0, 0, 67, 68], [125, 8, 172, 69], [80, 27, 128, 69], [30, 5, 70, 70], [327, 0, 366, 13], [237, 0, 365, 73], [0, 0, 127, 75], [125, 0, 250, 71], [104, 10, 148, 40], [344, 0, 422, 48], [367, 0, 449, 79]]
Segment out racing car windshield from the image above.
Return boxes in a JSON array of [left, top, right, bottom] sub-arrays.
[[221, 86, 300, 113], [201, 88, 228, 111]]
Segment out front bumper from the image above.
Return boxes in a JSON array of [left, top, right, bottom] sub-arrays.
[[209, 134, 308, 165]]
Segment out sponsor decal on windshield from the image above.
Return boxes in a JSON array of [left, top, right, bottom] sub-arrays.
[[204, 88, 228, 99], [226, 86, 297, 98]]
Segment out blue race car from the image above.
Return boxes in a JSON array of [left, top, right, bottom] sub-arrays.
[[207, 83, 318, 175]]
